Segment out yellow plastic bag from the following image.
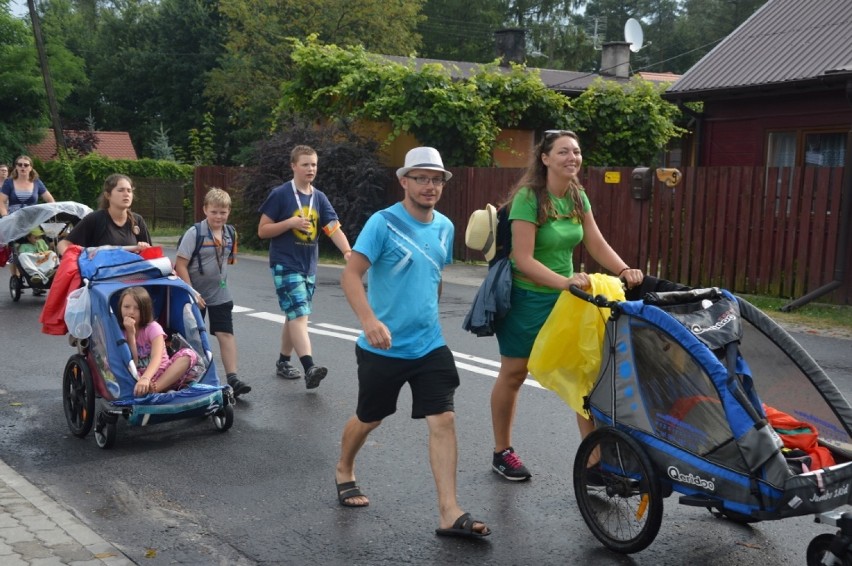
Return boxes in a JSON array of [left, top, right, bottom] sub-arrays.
[[528, 274, 625, 414]]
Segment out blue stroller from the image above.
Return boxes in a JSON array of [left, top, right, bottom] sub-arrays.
[[62, 247, 235, 449], [569, 282, 852, 565]]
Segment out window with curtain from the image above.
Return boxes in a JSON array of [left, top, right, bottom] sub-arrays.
[[804, 132, 846, 167], [767, 131, 796, 166]]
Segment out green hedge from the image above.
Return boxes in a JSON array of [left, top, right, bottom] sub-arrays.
[[36, 154, 193, 209]]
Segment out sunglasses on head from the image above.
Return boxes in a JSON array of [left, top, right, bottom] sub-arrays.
[[543, 129, 575, 139]]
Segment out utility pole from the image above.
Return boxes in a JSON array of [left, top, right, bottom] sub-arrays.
[[27, 0, 67, 153]]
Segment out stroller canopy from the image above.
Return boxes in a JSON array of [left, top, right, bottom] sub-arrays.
[[0, 202, 92, 244]]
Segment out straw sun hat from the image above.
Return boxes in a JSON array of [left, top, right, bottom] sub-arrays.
[[464, 203, 498, 262]]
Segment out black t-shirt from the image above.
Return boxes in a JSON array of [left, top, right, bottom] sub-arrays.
[[65, 209, 151, 248]]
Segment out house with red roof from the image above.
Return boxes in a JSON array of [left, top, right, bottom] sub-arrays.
[[27, 130, 138, 161]]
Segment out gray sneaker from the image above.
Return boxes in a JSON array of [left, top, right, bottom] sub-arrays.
[[305, 365, 327, 389], [276, 360, 302, 380]]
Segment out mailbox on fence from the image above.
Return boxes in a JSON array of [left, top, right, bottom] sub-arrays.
[[631, 167, 653, 200]]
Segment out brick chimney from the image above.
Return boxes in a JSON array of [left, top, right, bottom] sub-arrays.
[[600, 41, 631, 78], [494, 28, 526, 67]]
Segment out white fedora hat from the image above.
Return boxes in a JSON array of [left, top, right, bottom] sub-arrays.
[[464, 203, 498, 262], [396, 147, 453, 181]]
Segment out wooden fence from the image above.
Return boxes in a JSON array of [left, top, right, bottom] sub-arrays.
[[195, 165, 852, 305], [132, 177, 187, 229]]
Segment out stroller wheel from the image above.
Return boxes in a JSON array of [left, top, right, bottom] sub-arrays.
[[94, 413, 117, 449], [807, 533, 852, 566], [62, 355, 96, 438], [212, 403, 234, 432], [9, 275, 21, 302], [574, 426, 663, 554]]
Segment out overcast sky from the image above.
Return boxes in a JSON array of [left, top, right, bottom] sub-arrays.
[[10, 0, 27, 18]]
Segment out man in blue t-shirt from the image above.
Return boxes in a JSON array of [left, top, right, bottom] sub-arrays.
[[258, 145, 353, 390], [334, 147, 491, 540]]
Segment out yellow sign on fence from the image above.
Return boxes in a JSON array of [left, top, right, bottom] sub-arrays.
[[604, 171, 621, 184]]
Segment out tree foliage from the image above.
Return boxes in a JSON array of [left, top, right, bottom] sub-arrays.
[[0, 5, 84, 162], [2, 0, 769, 169], [208, 0, 425, 158], [33, 0, 226, 163], [568, 77, 685, 166], [235, 117, 388, 252], [279, 37, 571, 166]]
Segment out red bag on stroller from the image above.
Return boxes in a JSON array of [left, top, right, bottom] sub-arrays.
[[764, 404, 836, 470]]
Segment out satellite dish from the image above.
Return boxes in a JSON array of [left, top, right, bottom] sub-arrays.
[[624, 18, 644, 53]]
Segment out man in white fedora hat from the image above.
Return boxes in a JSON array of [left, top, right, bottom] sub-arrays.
[[336, 147, 491, 539]]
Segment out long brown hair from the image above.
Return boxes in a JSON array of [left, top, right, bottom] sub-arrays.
[[11, 155, 38, 182], [118, 286, 154, 327], [99, 173, 138, 233], [503, 131, 586, 225]]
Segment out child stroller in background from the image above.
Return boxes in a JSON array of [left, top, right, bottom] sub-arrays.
[[569, 280, 852, 565], [16, 227, 59, 289], [62, 246, 235, 449], [0, 202, 91, 301]]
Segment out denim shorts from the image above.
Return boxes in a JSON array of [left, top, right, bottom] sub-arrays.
[[272, 266, 316, 320]]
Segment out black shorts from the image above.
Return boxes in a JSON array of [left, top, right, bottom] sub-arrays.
[[201, 301, 234, 335], [355, 345, 459, 422]]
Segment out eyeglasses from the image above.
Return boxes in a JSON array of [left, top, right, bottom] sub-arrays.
[[404, 175, 446, 187], [16, 162, 31, 168]]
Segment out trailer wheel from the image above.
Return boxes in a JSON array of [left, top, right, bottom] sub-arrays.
[[574, 426, 663, 554], [807, 533, 852, 566]]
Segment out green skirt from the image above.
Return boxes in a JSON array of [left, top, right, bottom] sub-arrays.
[[495, 286, 560, 358]]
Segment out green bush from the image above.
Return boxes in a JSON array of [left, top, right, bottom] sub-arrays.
[[39, 154, 193, 208]]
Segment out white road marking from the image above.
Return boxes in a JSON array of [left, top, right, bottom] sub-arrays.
[[239, 306, 539, 384]]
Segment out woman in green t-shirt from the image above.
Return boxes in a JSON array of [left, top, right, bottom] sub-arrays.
[[490, 130, 644, 482]]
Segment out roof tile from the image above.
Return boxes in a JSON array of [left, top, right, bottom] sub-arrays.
[[27, 130, 138, 161]]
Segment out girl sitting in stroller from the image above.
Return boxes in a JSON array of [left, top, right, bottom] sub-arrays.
[[119, 286, 202, 397]]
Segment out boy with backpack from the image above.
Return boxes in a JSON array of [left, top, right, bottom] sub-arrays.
[[175, 188, 251, 398]]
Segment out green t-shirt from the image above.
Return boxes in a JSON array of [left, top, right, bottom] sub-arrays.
[[508, 186, 591, 293], [18, 239, 49, 254]]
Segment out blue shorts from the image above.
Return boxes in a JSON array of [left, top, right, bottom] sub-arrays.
[[272, 266, 316, 320], [354, 345, 459, 422]]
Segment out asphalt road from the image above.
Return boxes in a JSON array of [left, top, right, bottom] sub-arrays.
[[0, 250, 850, 565]]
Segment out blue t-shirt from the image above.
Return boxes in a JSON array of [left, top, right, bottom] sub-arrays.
[[354, 202, 454, 359], [258, 180, 338, 274]]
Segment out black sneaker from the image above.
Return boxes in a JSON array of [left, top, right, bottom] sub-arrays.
[[492, 447, 532, 481], [227, 376, 251, 398], [276, 360, 302, 380], [305, 365, 327, 389]]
